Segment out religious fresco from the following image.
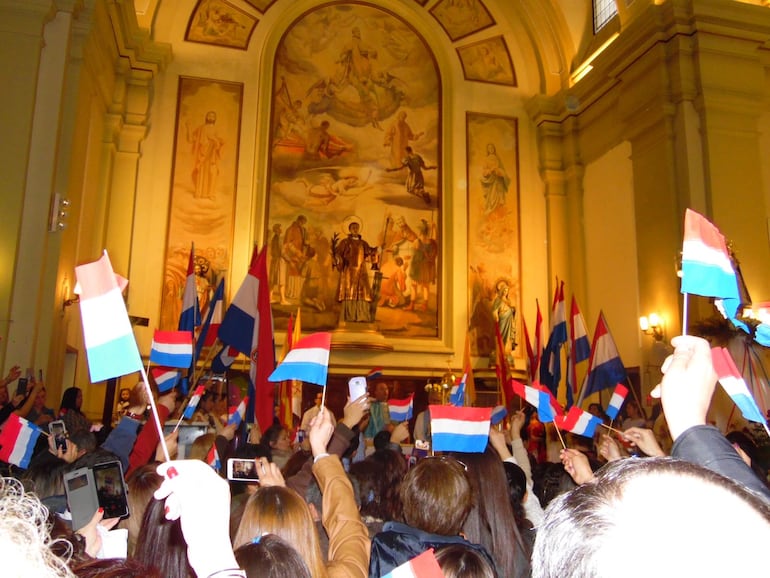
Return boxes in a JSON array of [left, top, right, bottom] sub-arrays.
[[457, 35, 516, 86], [430, 0, 495, 42], [243, 0, 277, 12], [160, 77, 243, 332], [466, 113, 521, 362], [266, 3, 442, 338], [186, 0, 258, 50]]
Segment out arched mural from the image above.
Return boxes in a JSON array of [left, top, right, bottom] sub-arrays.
[[265, 2, 442, 338]]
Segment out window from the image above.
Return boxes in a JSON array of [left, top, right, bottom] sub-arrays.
[[593, 0, 618, 33]]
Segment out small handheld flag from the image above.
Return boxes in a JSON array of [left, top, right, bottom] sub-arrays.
[[228, 397, 249, 427], [75, 251, 143, 383], [382, 548, 444, 578], [512, 380, 556, 423], [0, 414, 42, 469], [555, 406, 602, 438], [367, 367, 383, 379], [182, 385, 206, 420], [268, 332, 331, 386], [711, 347, 767, 425], [430, 405, 492, 453], [388, 395, 414, 422], [206, 444, 221, 472], [605, 384, 629, 421], [449, 374, 466, 406], [490, 404, 508, 426], [150, 331, 193, 369], [150, 367, 181, 393]]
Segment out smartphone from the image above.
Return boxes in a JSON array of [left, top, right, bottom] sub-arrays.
[[226, 458, 260, 482], [63, 467, 99, 531], [15, 377, 28, 397], [92, 460, 130, 519], [348, 376, 368, 401], [49, 420, 68, 452]]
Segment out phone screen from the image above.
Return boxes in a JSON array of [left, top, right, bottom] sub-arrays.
[[227, 458, 260, 482], [15, 378, 28, 397], [49, 421, 67, 451], [93, 461, 129, 519]]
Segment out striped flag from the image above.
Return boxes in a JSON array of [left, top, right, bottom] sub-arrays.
[[579, 312, 627, 402], [388, 395, 414, 422], [512, 380, 556, 423], [555, 406, 602, 438], [179, 243, 201, 332], [228, 397, 249, 427], [367, 367, 384, 379], [150, 330, 193, 369], [490, 404, 508, 426], [197, 278, 224, 357], [183, 385, 206, 419], [449, 373, 466, 406], [605, 384, 629, 421], [206, 444, 221, 472], [430, 405, 492, 453], [75, 251, 143, 382], [0, 414, 42, 469], [712, 347, 766, 425], [382, 548, 443, 578], [541, 282, 567, 395], [268, 332, 331, 386], [681, 209, 740, 318], [150, 367, 181, 393]]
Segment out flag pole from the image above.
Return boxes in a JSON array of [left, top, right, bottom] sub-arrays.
[[139, 365, 171, 462], [553, 422, 567, 450], [682, 293, 689, 336]]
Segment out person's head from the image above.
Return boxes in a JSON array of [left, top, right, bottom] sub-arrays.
[[234, 486, 325, 577], [587, 403, 605, 419], [67, 429, 97, 456], [533, 457, 770, 577], [262, 425, 290, 453], [623, 400, 643, 419], [374, 382, 389, 402], [532, 462, 577, 509], [496, 280, 508, 295], [296, 214, 307, 225], [119, 388, 131, 403], [124, 464, 163, 556], [60, 387, 82, 413], [188, 433, 217, 462], [320, 120, 330, 130], [726, 430, 768, 480], [313, 392, 323, 408], [405, 146, 413, 154], [33, 386, 47, 409], [205, 110, 216, 124], [369, 448, 406, 521], [486, 143, 496, 154], [272, 223, 282, 234], [435, 544, 498, 578], [450, 448, 530, 577], [427, 389, 443, 405], [234, 534, 312, 578], [133, 497, 193, 578], [348, 221, 360, 235], [0, 476, 76, 577], [199, 390, 216, 412], [400, 456, 473, 535]]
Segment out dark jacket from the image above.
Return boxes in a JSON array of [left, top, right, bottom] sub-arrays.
[[368, 521, 498, 578], [672, 425, 770, 502]]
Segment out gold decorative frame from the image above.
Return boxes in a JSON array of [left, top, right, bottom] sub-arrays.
[[186, 0, 258, 50], [430, 0, 495, 42], [457, 36, 516, 86]]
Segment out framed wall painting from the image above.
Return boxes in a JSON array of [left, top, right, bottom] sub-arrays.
[[430, 0, 495, 42], [466, 113, 521, 363], [243, 0, 278, 12], [160, 77, 243, 332], [186, 0, 258, 50], [266, 2, 442, 341], [457, 36, 516, 86]]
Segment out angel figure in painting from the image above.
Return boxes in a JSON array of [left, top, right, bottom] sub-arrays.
[[331, 217, 379, 323]]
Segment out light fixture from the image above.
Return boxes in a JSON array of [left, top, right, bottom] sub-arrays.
[[62, 295, 80, 309], [639, 313, 665, 342]]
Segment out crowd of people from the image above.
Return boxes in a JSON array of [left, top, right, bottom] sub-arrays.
[[1, 334, 769, 577]]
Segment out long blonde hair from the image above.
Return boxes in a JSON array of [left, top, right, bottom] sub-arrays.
[[233, 486, 326, 578]]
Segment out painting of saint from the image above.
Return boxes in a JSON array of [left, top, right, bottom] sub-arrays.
[[186, 0, 257, 50], [457, 36, 516, 86], [266, 3, 441, 338], [430, 0, 495, 42]]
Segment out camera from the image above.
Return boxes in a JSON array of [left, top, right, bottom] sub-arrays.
[[227, 458, 260, 482], [49, 420, 67, 452]]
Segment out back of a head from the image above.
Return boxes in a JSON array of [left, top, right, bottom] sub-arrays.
[[532, 461, 577, 508], [234, 534, 312, 578], [188, 433, 217, 461], [125, 465, 163, 556], [400, 456, 472, 535], [233, 485, 325, 577], [435, 544, 498, 578], [533, 457, 770, 578], [133, 496, 192, 578]]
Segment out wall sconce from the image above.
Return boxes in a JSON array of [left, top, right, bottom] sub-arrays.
[[49, 193, 71, 232], [639, 313, 665, 342], [62, 295, 80, 309]]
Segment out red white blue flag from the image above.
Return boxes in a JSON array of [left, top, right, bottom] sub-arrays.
[[75, 251, 143, 383], [228, 397, 249, 427], [150, 330, 193, 369], [512, 380, 556, 423], [182, 385, 206, 419], [150, 367, 181, 393], [206, 444, 221, 472], [580, 312, 627, 402], [555, 406, 602, 438], [388, 395, 414, 422], [712, 347, 767, 425], [490, 404, 508, 426], [268, 332, 331, 387], [367, 367, 383, 379], [449, 373, 466, 406], [605, 384, 629, 421], [0, 414, 42, 469], [429, 405, 491, 453]]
